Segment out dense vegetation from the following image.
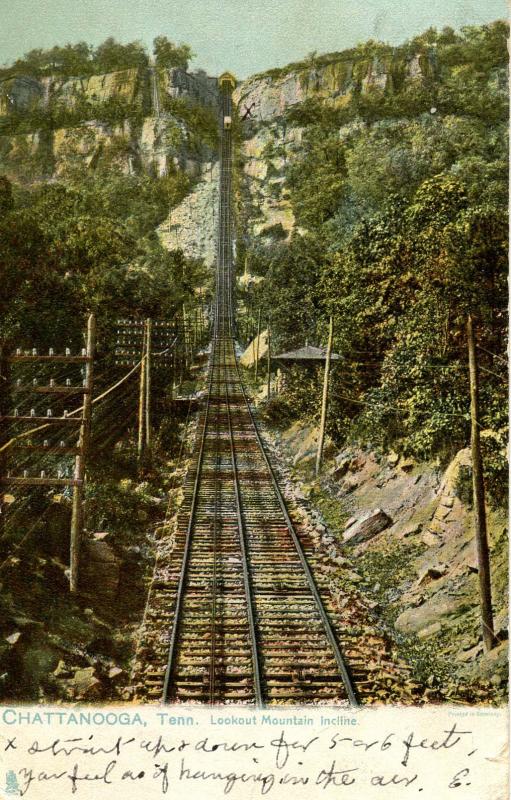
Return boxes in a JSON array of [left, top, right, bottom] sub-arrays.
[[240, 22, 508, 501], [0, 35, 192, 81], [0, 33, 210, 358], [0, 35, 210, 695], [2, 174, 198, 344]]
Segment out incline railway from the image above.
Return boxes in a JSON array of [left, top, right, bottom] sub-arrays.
[[134, 76, 358, 706]]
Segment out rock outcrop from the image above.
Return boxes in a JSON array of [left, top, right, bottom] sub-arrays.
[[273, 422, 508, 693], [158, 162, 219, 264], [233, 51, 435, 244], [0, 66, 220, 184]]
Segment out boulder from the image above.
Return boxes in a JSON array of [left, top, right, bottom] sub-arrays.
[[53, 660, 72, 678], [396, 522, 422, 539], [418, 621, 442, 639], [343, 509, 392, 544], [82, 538, 120, 601], [416, 564, 448, 586], [340, 474, 361, 494], [108, 666, 124, 681], [332, 454, 351, 479], [395, 595, 469, 635], [73, 667, 102, 700]]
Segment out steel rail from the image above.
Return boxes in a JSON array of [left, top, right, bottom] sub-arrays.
[[218, 86, 358, 707], [159, 85, 358, 706], [220, 272, 264, 708], [161, 346, 215, 702], [232, 346, 359, 706], [162, 93, 262, 704]]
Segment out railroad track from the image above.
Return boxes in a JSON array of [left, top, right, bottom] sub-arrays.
[[134, 86, 358, 706]]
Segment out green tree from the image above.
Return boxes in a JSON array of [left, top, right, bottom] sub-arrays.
[[153, 36, 194, 70], [93, 37, 148, 73]]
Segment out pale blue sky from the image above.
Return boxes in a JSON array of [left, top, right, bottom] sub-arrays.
[[0, 0, 507, 78]]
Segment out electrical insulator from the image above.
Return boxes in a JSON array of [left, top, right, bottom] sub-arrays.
[[30, 409, 35, 417], [47, 409, 52, 417]]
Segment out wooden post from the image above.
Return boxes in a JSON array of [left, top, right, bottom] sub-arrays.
[[254, 308, 261, 382], [467, 314, 496, 651], [137, 323, 147, 460], [266, 321, 271, 400], [316, 315, 334, 477], [70, 313, 95, 594], [170, 336, 176, 399], [0, 345, 9, 532], [145, 318, 152, 453]]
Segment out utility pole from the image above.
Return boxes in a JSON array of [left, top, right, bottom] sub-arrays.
[[138, 323, 147, 461], [316, 315, 334, 477], [254, 308, 262, 383], [266, 321, 271, 400], [70, 313, 95, 594], [0, 345, 9, 534], [467, 314, 496, 651], [145, 318, 152, 455]]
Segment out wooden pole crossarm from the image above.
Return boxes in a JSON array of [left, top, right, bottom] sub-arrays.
[[12, 445, 81, 455], [11, 386, 91, 394], [7, 355, 92, 363], [0, 358, 141, 455], [1, 477, 83, 487], [1, 415, 83, 424]]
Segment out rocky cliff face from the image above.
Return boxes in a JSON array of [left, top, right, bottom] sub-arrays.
[[0, 66, 220, 183], [233, 51, 432, 244], [158, 161, 219, 265], [55, 67, 143, 107], [161, 67, 218, 108], [234, 53, 426, 123]]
